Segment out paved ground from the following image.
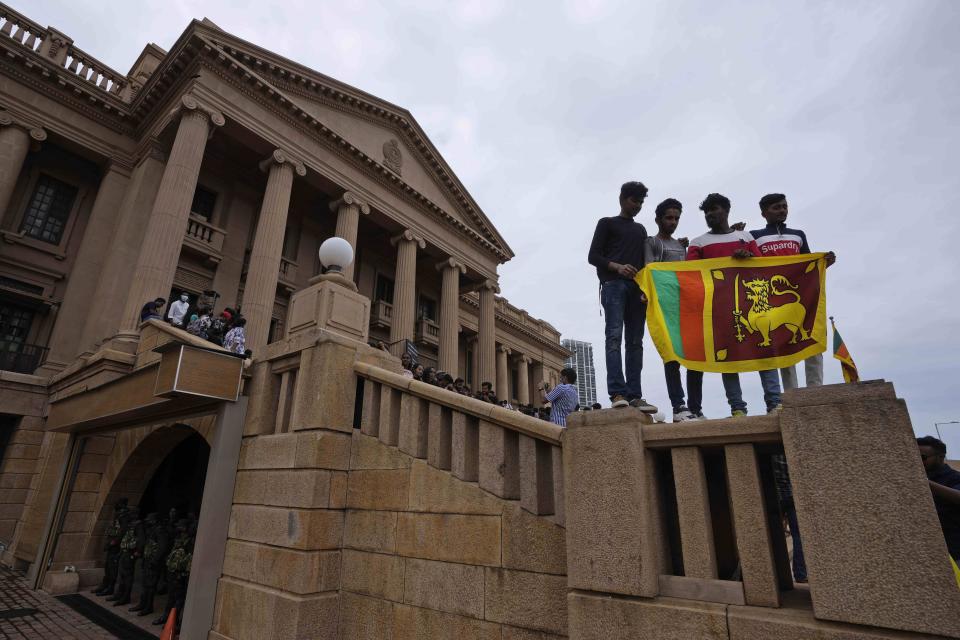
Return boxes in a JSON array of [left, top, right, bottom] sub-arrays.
[[0, 566, 117, 639]]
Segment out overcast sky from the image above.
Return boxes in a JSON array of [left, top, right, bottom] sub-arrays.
[[30, 0, 960, 449]]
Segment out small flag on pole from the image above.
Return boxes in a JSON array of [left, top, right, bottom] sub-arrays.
[[405, 340, 419, 364], [830, 316, 859, 383]]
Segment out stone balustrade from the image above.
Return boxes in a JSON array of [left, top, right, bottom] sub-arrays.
[[0, 6, 46, 54], [278, 256, 298, 290], [415, 317, 439, 346], [354, 361, 566, 525], [565, 382, 960, 639], [370, 299, 393, 329], [644, 415, 784, 608], [0, 3, 126, 100], [184, 214, 226, 259], [63, 45, 126, 97]]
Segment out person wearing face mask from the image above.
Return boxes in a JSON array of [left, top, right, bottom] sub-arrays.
[[167, 293, 191, 327]]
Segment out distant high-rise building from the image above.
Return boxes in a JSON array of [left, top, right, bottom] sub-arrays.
[[562, 339, 597, 407]]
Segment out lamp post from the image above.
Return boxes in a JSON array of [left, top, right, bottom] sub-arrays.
[[934, 420, 960, 440], [318, 236, 354, 275]]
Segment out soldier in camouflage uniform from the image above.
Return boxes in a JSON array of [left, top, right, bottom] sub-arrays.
[[93, 498, 127, 596], [155, 507, 178, 597], [154, 519, 193, 629], [127, 513, 159, 614], [110, 506, 142, 606]]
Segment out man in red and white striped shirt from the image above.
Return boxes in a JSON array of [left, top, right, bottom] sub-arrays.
[[686, 193, 782, 416]]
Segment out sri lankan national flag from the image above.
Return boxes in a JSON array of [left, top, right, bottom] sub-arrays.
[[637, 254, 828, 373], [830, 317, 859, 383]]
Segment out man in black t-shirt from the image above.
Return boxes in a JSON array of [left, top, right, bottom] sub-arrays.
[[918, 436, 960, 562], [587, 181, 657, 412]]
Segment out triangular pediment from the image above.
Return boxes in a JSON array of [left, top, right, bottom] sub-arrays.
[[186, 23, 512, 260]]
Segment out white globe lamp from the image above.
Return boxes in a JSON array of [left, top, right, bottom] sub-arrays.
[[318, 237, 354, 274]]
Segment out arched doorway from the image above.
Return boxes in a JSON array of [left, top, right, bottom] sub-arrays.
[[138, 432, 210, 522], [62, 424, 214, 636]]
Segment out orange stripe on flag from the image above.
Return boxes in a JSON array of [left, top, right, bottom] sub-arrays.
[[677, 270, 706, 362]]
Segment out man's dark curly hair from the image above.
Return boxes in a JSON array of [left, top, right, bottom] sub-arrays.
[[699, 193, 731, 213], [620, 181, 648, 200], [759, 193, 786, 211], [917, 435, 947, 456], [655, 198, 683, 218]]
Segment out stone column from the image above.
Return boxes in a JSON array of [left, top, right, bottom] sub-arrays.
[[388, 230, 425, 353], [496, 345, 511, 400], [329, 192, 370, 281], [517, 355, 531, 405], [478, 280, 498, 386], [0, 112, 45, 220], [120, 96, 224, 331], [436, 257, 465, 375], [79, 148, 166, 353], [243, 150, 306, 351], [42, 162, 131, 371]]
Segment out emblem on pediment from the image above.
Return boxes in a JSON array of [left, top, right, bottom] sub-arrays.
[[383, 138, 402, 175]]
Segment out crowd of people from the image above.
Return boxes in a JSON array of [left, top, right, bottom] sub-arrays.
[[139, 291, 250, 357], [394, 351, 582, 427]]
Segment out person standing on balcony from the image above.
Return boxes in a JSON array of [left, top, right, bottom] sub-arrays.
[[167, 293, 190, 327], [223, 317, 247, 355], [140, 298, 166, 323], [540, 368, 579, 427], [917, 436, 960, 562], [588, 181, 657, 412]]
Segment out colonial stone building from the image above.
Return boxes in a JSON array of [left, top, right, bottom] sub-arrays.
[[0, 5, 958, 640]]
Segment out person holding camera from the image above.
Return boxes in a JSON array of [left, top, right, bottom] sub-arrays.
[[539, 368, 579, 427]]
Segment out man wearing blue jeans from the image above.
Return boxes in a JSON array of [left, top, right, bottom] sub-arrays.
[[587, 181, 657, 411], [685, 193, 782, 416]]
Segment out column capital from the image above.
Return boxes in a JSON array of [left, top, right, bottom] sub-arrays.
[[329, 191, 370, 215], [497, 345, 512, 355], [479, 279, 500, 294], [0, 111, 47, 142], [391, 229, 426, 249], [174, 94, 226, 137], [518, 354, 533, 365], [435, 257, 466, 274], [259, 149, 307, 176]]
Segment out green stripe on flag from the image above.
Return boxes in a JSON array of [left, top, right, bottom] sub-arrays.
[[652, 270, 684, 359]]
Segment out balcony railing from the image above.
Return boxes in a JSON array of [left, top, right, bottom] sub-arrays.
[[415, 317, 440, 346], [0, 5, 127, 100], [371, 300, 393, 329], [278, 257, 298, 292], [0, 341, 48, 375], [183, 214, 226, 263]]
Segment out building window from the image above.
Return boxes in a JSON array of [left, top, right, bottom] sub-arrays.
[[417, 295, 437, 322], [375, 274, 394, 304], [0, 302, 34, 346], [191, 186, 217, 221], [19, 174, 78, 245]]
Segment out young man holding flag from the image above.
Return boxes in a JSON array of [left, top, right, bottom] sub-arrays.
[[750, 194, 836, 390], [686, 193, 782, 416]]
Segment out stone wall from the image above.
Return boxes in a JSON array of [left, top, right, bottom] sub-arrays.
[[198, 297, 571, 639], [337, 431, 567, 640]]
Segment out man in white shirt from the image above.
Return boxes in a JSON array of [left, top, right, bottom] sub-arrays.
[[167, 293, 190, 327]]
